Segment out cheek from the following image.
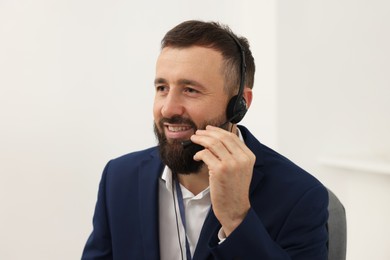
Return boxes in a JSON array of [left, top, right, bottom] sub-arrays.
[[190, 103, 227, 124]]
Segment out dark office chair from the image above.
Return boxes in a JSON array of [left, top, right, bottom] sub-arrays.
[[327, 189, 347, 260]]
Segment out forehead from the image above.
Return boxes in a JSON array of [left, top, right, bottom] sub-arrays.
[[155, 46, 225, 84]]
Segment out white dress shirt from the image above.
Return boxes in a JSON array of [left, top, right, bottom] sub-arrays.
[[159, 167, 211, 260]]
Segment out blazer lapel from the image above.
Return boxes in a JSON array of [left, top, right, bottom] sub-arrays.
[[192, 209, 220, 260], [238, 125, 265, 194], [138, 149, 164, 260]]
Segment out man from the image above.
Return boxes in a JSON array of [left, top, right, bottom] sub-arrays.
[[82, 20, 328, 259]]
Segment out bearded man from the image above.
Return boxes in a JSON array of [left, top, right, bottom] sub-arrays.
[[82, 20, 328, 260]]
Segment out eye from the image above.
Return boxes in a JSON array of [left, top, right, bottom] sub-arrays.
[[184, 87, 200, 94], [156, 85, 168, 92]]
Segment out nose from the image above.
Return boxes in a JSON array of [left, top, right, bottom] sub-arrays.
[[161, 91, 185, 118]]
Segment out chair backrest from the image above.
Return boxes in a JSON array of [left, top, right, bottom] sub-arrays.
[[327, 189, 347, 260]]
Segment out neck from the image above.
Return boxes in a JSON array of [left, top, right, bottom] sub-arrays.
[[177, 166, 209, 195]]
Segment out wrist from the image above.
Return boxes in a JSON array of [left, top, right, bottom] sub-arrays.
[[221, 207, 250, 237]]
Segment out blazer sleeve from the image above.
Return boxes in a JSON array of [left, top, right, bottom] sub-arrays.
[[81, 162, 113, 260], [209, 184, 329, 260]]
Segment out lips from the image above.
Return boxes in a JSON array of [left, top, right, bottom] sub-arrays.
[[164, 124, 194, 140]]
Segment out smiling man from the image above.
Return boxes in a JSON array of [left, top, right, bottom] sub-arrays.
[[82, 20, 329, 260]]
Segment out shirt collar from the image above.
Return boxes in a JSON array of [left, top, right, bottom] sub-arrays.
[[161, 167, 174, 193]]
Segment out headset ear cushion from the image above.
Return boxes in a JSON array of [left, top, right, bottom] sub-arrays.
[[226, 95, 247, 124]]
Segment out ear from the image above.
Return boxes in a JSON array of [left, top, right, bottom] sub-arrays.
[[243, 87, 253, 109]]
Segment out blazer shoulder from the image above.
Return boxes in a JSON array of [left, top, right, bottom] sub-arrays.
[[103, 146, 162, 178], [112, 146, 159, 164], [239, 125, 325, 191]]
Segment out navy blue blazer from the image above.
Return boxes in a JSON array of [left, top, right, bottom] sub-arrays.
[[82, 125, 328, 259]]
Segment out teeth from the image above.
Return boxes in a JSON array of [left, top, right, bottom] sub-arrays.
[[168, 126, 190, 132]]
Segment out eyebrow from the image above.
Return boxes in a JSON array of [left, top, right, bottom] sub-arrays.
[[154, 78, 167, 85], [154, 78, 206, 89]]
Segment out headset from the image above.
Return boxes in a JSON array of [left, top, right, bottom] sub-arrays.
[[225, 33, 248, 124], [181, 33, 248, 149]]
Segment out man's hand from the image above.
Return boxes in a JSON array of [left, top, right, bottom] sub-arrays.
[[191, 125, 256, 236]]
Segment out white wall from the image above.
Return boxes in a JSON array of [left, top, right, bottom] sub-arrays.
[[0, 1, 276, 259], [277, 0, 390, 259]]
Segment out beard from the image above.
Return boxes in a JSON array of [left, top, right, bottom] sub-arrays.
[[154, 114, 228, 175]]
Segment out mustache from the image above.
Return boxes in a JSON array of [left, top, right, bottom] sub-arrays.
[[159, 115, 197, 129]]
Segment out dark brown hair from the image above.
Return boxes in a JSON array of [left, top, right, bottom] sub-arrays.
[[161, 20, 255, 96]]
